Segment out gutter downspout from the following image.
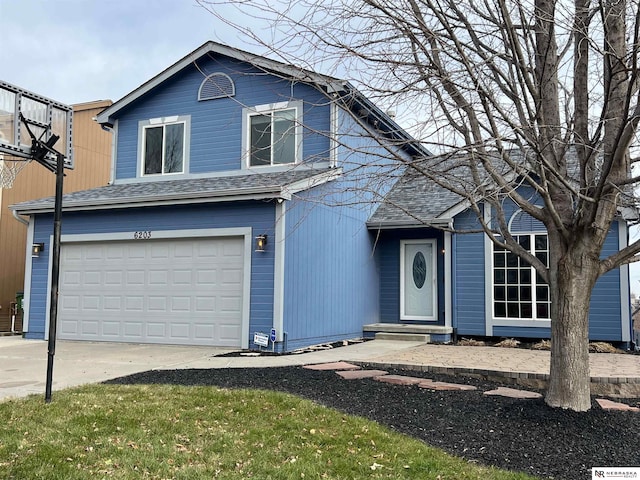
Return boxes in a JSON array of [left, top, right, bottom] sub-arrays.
[[12, 209, 29, 226]]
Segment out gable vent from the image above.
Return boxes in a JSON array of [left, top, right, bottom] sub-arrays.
[[508, 209, 546, 233], [198, 73, 235, 101]]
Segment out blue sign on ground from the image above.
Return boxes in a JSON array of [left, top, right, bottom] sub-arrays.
[[270, 328, 277, 342]]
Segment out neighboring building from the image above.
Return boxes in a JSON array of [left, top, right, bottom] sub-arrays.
[[0, 100, 112, 332], [11, 42, 634, 350]]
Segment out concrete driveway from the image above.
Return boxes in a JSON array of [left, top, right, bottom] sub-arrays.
[[0, 336, 234, 401]]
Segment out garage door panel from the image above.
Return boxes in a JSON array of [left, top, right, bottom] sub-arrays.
[[219, 323, 242, 342], [123, 321, 143, 338], [82, 296, 100, 310], [126, 271, 145, 286], [102, 321, 120, 337], [106, 245, 125, 260], [149, 270, 169, 285], [194, 324, 214, 340], [125, 296, 144, 311], [196, 270, 217, 284], [220, 296, 242, 313], [171, 297, 191, 312], [103, 296, 122, 311], [81, 320, 100, 336], [59, 319, 78, 335], [221, 268, 242, 286], [150, 244, 170, 259], [61, 295, 81, 311], [105, 271, 123, 286], [59, 237, 245, 346], [148, 296, 167, 311], [147, 322, 167, 338], [195, 296, 215, 312], [173, 270, 192, 285], [175, 243, 195, 258]]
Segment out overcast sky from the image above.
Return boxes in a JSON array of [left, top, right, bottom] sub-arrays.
[[0, 0, 250, 105]]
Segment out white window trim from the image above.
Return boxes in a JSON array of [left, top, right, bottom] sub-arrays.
[[400, 239, 438, 321], [242, 101, 303, 169], [491, 232, 551, 321], [485, 207, 552, 329], [137, 115, 190, 178]]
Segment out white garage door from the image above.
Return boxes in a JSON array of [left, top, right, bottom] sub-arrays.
[[58, 237, 245, 346]]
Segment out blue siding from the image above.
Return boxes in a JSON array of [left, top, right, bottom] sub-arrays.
[[26, 202, 276, 344], [589, 224, 623, 340], [376, 229, 445, 325], [280, 110, 403, 349], [282, 181, 380, 350], [452, 209, 486, 335], [452, 202, 626, 341], [113, 56, 331, 180]]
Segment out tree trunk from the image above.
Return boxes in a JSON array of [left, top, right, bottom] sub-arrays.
[[545, 244, 599, 411]]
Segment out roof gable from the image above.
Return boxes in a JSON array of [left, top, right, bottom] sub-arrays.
[[96, 41, 346, 127], [95, 41, 428, 160]]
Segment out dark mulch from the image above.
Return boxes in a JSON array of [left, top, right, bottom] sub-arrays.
[[105, 366, 640, 480]]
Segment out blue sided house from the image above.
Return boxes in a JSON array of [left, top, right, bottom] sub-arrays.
[[12, 42, 634, 351]]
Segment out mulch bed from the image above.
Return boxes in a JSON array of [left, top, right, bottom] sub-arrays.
[[106, 366, 640, 480]]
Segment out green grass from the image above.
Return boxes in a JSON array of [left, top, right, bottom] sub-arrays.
[[0, 384, 536, 479]]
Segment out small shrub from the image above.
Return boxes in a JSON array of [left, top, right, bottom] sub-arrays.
[[494, 338, 520, 348], [531, 340, 551, 350], [588, 342, 623, 353], [457, 337, 487, 346]]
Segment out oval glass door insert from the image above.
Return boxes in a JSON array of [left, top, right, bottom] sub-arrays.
[[412, 251, 427, 288]]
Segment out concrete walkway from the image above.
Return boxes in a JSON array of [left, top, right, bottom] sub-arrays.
[[1, 336, 638, 401]]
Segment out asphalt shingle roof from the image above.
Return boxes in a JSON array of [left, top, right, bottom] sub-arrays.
[[366, 168, 464, 227], [367, 147, 640, 228], [11, 168, 334, 213]]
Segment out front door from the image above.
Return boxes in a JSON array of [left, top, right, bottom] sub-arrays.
[[400, 240, 437, 320]]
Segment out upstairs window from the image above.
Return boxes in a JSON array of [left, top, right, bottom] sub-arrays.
[[139, 116, 190, 176], [243, 102, 301, 168], [198, 73, 235, 101]]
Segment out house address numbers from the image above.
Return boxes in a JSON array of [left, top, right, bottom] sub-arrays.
[[133, 231, 152, 240]]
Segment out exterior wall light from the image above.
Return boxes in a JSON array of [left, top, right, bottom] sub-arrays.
[[32, 242, 45, 258], [255, 234, 267, 252]]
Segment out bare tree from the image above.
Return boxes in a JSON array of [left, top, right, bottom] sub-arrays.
[[198, 0, 640, 411]]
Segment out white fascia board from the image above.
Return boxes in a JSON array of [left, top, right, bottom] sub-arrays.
[[438, 199, 472, 221], [366, 218, 453, 230], [96, 41, 347, 126], [283, 168, 343, 195], [13, 188, 287, 215]]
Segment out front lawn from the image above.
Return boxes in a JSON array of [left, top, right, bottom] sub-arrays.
[[0, 384, 536, 479]]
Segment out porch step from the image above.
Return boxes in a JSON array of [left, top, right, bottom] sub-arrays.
[[364, 323, 453, 344], [375, 332, 431, 342]]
